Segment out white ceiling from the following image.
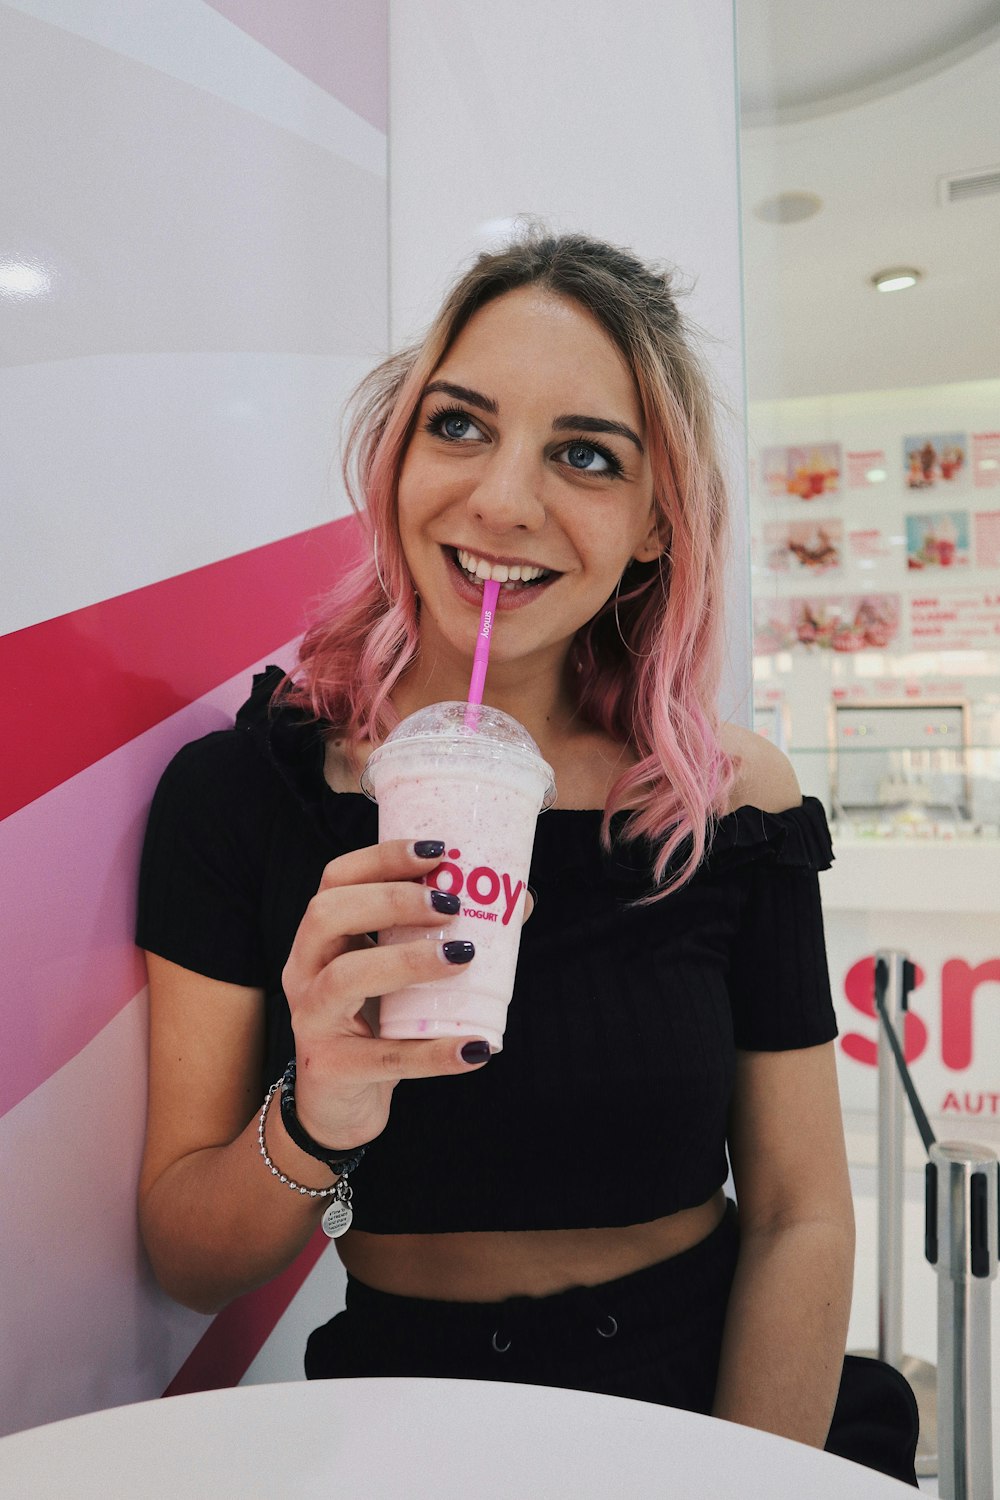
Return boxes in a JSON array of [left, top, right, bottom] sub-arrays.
[[737, 0, 1000, 400]]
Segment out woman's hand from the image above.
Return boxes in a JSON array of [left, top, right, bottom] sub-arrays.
[[281, 839, 488, 1153]]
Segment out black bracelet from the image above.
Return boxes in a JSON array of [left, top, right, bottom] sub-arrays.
[[278, 1059, 369, 1177]]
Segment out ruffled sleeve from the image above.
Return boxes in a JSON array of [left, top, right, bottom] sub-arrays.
[[713, 798, 838, 1052]]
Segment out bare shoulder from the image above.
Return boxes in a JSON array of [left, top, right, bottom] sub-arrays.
[[718, 722, 802, 815]]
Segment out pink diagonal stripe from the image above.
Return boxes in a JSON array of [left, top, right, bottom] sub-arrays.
[[163, 1231, 330, 1396], [0, 516, 363, 822], [0, 647, 300, 1120], [205, 0, 387, 131]]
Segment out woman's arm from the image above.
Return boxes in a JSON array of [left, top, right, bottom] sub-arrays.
[[138, 955, 339, 1315], [712, 726, 852, 1443], [139, 841, 493, 1315], [712, 1042, 855, 1445]]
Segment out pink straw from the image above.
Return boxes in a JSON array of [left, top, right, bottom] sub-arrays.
[[465, 578, 501, 722]]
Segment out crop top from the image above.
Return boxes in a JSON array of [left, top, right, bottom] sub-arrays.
[[137, 666, 838, 1234]]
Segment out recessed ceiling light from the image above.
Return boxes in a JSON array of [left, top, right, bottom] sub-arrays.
[[754, 191, 822, 225], [872, 267, 921, 292]]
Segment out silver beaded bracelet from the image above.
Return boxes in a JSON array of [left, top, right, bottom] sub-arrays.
[[258, 1077, 357, 1238], [257, 1078, 342, 1199]]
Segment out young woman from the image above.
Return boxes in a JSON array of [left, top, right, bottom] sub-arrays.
[[137, 232, 917, 1482]]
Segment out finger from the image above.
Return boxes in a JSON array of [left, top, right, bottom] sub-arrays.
[[324, 1031, 493, 1084], [317, 839, 449, 893], [523, 885, 536, 924], [291, 880, 460, 979], [304, 936, 475, 1020]]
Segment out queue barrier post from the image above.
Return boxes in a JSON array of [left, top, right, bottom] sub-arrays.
[[863, 950, 939, 1477], [927, 1141, 998, 1500], [867, 949, 998, 1495]]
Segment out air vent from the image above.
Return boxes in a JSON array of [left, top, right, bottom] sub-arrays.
[[939, 166, 1000, 205]]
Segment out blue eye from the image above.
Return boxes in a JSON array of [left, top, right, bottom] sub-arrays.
[[426, 406, 485, 442], [565, 442, 606, 471], [562, 440, 624, 477]]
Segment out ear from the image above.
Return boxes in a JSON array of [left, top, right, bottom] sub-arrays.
[[632, 515, 665, 565]]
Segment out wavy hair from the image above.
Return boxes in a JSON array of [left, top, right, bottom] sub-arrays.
[[288, 230, 735, 894]]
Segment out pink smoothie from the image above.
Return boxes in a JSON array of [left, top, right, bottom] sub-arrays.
[[362, 704, 554, 1052]]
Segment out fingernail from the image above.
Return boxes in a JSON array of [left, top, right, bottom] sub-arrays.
[[461, 1040, 491, 1064], [442, 940, 475, 965], [430, 889, 460, 915], [527, 885, 538, 910], [414, 840, 445, 859]]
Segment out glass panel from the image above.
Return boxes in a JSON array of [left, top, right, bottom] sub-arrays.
[[736, 8, 1000, 1153]]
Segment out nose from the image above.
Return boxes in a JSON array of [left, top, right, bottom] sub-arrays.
[[466, 442, 545, 534]]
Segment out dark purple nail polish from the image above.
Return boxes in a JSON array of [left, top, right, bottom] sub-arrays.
[[527, 885, 538, 910], [443, 940, 475, 965], [430, 889, 460, 915], [461, 1040, 491, 1065], [414, 840, 445, 859]]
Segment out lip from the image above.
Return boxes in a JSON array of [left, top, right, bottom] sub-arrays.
[[442, 545, 561, 612]]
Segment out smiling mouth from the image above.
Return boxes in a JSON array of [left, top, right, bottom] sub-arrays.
[[446, 546, 558, 591]]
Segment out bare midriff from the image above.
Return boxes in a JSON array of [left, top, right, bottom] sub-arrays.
[[336, 1189, 727, 1302]]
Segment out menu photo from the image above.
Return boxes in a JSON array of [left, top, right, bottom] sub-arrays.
[[906, 510, 970, 570], [762, 518, 842, 574], [904, 432, 966, 489], [753, 593, 900, 654], [760, 443, 841, 501]]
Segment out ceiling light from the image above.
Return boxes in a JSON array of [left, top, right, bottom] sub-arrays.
[[754, 192, 822, 225], [872, 267, 921, 292]]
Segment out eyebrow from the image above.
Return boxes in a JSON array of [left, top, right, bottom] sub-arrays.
[[422, 381, 644, 456], [422, 380, 499, 415], [553, 414, 644, 455]]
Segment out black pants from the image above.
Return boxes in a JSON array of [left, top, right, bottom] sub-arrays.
[[306, 1201, 918, 1486]]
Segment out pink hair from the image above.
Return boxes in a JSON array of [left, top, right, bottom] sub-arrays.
[[287, 231, 735, 896]]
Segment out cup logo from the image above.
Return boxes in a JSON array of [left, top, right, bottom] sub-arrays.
[[425, 848, 524, 926]]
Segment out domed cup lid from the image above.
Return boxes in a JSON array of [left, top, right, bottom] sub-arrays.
[[361, 701, 556, 810]]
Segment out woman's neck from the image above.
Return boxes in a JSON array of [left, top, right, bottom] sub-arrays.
[[391, 644, 578, 763]]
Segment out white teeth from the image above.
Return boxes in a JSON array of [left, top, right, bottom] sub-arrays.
[[456, 548, 549, 584]]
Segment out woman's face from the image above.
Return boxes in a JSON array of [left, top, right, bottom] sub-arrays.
[[396, 287, 660, 671]]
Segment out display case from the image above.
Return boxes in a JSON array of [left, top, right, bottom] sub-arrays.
[[831, 700, 970, 825]]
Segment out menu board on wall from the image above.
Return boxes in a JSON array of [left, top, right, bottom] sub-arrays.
[[910, 589, 1000, 650], [762, 518, 842, 573], [974, 511, 1000, 566], [904, 432, 967, 489], [750, 386, 1000, 668], [905, 510, 970, 569], [760, 443, 841, 500], [972, 432, 1000, 488], [846, 450, 888, 488], [753, 594, 900, 653]]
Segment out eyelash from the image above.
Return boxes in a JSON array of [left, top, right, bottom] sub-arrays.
[[423, 404, 625, 479]]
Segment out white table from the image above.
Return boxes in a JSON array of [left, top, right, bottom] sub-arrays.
[[0, 1377, 916, 1498]]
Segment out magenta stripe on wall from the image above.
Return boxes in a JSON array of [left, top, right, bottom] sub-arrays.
[[163, 1231, 330, 1396], [0, 647, 306, 1120], [0, 516, 363, 822]]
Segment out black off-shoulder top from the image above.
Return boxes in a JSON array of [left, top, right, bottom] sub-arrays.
[[137, 667, 837, 1233]]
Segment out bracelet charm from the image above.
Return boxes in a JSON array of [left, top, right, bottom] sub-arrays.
[[321, 1180, 354, 1239]]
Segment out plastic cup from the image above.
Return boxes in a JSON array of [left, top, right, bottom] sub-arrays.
[[361, 702, 555, 1052]]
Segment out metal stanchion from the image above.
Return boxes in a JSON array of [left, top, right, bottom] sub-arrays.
[[852, 950, 939, 1476], [877, 949, 906, 1369], [928, 1142, 999, 1500], [859, 947, 999, 1496]]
